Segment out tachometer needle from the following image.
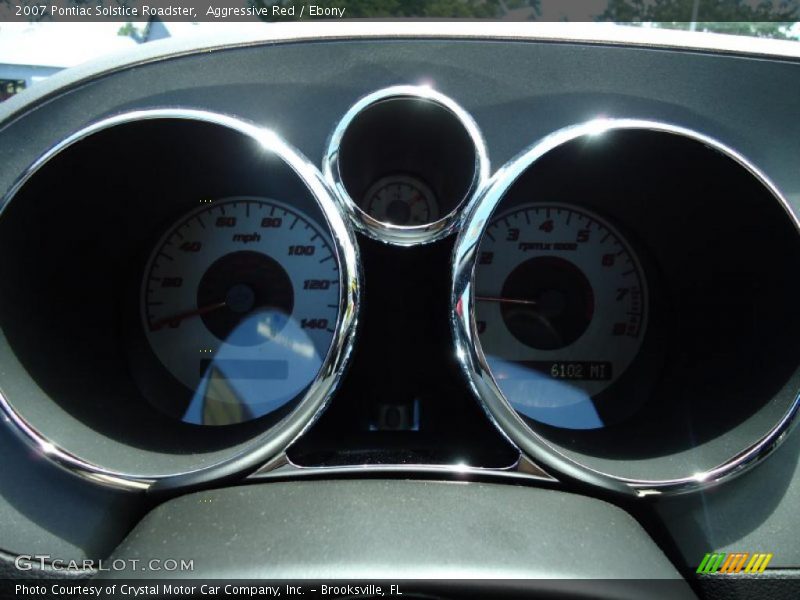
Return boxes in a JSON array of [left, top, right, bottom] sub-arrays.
[[149, 301, 227, 331], [476, 295, 562, 346], [475, 295, 538, 307]]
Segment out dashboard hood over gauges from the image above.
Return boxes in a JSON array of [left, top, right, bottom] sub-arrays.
[[0, 23, 800, 594]]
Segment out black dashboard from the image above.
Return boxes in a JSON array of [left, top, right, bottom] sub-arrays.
[[1, 25, 800, 598]]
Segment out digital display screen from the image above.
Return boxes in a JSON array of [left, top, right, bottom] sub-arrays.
[[199, 359, 289, 380], [524, 361, 613, 381]]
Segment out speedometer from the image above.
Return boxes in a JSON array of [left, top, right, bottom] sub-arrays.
[[142, 197, 340, 426], [474, 203, 648, 429]]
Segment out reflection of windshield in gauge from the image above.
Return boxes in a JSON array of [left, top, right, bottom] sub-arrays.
[[142, 198, 339, 426], [363, 175, 438, 225], [474, 203, 647, 429]]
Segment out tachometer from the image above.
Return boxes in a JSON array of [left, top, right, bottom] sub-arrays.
[[142, 197, 339, 426], [474, 203, 647, 429]]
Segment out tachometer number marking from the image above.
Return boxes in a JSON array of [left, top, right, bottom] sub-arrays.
[[474, 203, 648, 415]]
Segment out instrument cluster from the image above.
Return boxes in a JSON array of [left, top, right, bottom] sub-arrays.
[[0, 88, 799, 499]]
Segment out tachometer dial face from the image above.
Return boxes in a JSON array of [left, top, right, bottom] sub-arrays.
[[142, 198, 339, 426], [363, 175, 439, 226], [474, 203, 647, 429]]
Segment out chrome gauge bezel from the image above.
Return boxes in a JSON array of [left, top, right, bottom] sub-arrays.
[[452, 118, 800, 497], [0, 109, 361, 491], [323, 85, 490, 246]]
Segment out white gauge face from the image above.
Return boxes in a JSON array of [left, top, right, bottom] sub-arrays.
[[142, 198, 339, 426], [363, 175, 439, 225], [474, 203, 648, 429]]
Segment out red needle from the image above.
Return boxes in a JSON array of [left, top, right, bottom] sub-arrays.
[[149, 301, 227, 331], [475, 295, 538, 307], [476, 295, 561, 345]]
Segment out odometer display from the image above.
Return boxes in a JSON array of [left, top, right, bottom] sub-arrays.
[[474, 203, 648, 429], [142, 197, 339, 426]]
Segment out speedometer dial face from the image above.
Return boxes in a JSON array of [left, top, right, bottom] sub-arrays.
[[474, 203, 647, 429], [142, 198, 339, 426]]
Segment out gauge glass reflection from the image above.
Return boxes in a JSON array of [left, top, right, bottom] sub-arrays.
[[141, 197, 339, 426]]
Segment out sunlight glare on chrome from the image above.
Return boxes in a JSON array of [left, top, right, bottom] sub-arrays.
[[585, 118, 614, 138]]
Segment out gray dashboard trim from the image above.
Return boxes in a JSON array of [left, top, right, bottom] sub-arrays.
[[2, 23, 800, 132], [99, 479, 692, 586]]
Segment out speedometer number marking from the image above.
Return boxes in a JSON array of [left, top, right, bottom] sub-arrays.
[[142, 198, 339, 426]]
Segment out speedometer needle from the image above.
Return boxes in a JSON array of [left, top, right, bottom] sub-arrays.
[[150, 301, 227, 331], [475, 295, 538, 307]]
